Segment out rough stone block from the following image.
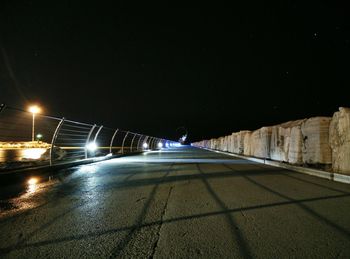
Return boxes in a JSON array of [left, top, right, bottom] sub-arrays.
[[251, 127, 272, 158], [288, 126, 303, 164], [238, 131, 251, 155], [270, 120, 305, 162], [301, 117, 332, 164], [329, 107, 350, 174], [231, 133, 239, 153], [243, 132, 252, 156], [223, 135, 229, 151], [227, 135, 233, 153]]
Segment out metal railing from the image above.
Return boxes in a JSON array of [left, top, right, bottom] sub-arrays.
[[0, 104, 177, 171]]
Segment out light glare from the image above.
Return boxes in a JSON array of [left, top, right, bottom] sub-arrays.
[[22, 148, 47, 159], [28, 177, 39, 185], [29, 105, 41, 114], [86, 142, 98, 152]]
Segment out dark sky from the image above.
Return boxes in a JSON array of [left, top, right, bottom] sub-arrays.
[[0, 1, 349, 142]]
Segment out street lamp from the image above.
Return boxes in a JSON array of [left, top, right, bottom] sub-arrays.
[[28, 105, 41, 142], [36, 133, 43, 142]]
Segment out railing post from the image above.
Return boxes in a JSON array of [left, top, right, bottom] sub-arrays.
[[154, 138, 159, 149], [130, 133, 137, 152], [85, 124, 97, 159], [149, 137, 154, 149], [148, 137, 154, 150], [152, 137, 158, 150], [152, 137, 156, 149], [136, 134, 144, 151], [109, 129, 119, 154], [155, 138, 160, 149], [50, 118, 65, 166], [121, 131, 129, 154]]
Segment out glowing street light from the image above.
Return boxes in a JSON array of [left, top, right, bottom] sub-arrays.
[[28, 105, 41, 142], [36, 133, 43, 141]]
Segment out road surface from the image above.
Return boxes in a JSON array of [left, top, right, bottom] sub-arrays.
[[0, 146, 350, 258]]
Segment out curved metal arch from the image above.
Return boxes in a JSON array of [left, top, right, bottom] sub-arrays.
[[137, 134, 144, 151], [150, 137, 156, 150], [152, 137, 159, 150], [50, 118, 65, 166], [148, 137, 154, 149], [109, 129, 119, 154], [121, 131, 130, 154], [130, 133, 138, 152], [143, 136, 150, 149], [85, 124, 97, 159], [93, 125, 103, 143]]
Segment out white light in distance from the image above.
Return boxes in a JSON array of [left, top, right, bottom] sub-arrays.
[[86, 142, 98, 152]]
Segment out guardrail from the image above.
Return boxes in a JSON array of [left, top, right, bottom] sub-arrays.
[[0, 104, 177, 171]]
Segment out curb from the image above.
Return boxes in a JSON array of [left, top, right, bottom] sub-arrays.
[[200, 147, 350, 184]]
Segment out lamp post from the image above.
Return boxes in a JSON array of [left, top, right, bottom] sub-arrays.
[[28, 105, 41, 142]]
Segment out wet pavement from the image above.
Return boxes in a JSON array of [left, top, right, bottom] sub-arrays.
[[0, 146, 350, 258]]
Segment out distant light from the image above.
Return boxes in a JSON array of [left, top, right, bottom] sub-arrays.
[[158, 142, 163, 148], [143, 143, 148, 149], [36, 133, 43, 139], [28, 177, 39, 185], [28, 105, 41, 114], [86, 142, 98, 152]]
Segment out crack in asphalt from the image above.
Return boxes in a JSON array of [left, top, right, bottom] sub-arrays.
[[149, 185, 174, 259]]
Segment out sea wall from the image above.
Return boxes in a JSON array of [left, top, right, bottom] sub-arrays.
[[192, 107, 350, 175]]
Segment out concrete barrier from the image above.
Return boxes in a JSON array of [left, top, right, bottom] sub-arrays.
[[192, 107, 350, 177]]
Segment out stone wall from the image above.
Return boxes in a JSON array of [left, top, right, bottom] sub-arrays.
[[192, 107, 350, 175]]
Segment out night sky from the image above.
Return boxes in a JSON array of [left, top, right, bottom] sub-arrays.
[[0, 1, 349, 142]]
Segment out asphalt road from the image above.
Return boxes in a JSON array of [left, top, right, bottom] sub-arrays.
[[0, 146, 350, 258]]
